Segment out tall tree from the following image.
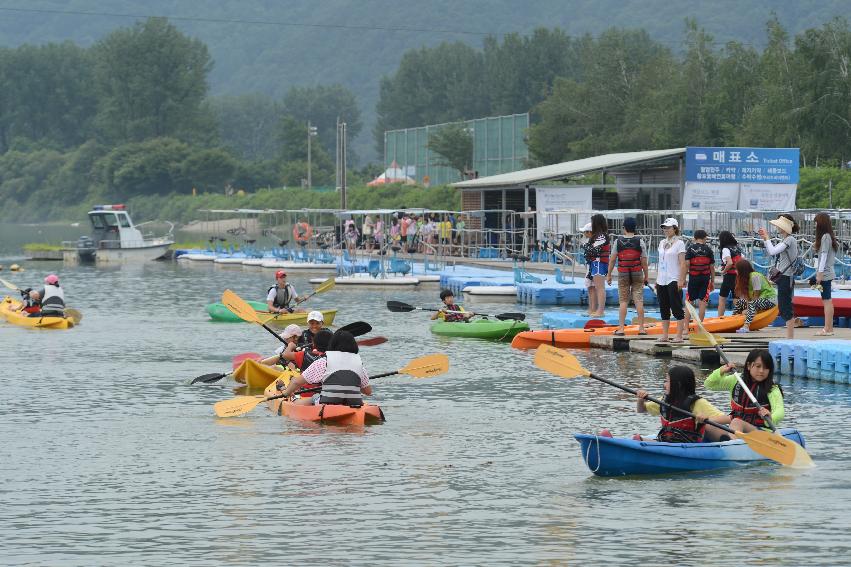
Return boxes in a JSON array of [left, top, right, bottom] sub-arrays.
[[426, 123, 474, 178], [92, 17, 213, 144], [281, 84, 362, 158], [208, 94, 284, 160]]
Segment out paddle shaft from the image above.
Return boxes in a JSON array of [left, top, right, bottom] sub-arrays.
[[410, 306, 518, 320], [270, 369, 401, 399], [585, 370, 739, 437], [715, 345, 777, 432]]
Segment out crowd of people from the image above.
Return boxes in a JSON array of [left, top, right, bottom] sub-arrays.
[[580, 212, 837, 341], [337, 212, 468, 256]]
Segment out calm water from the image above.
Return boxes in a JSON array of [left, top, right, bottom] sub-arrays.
[[1, 259, 849, 566]]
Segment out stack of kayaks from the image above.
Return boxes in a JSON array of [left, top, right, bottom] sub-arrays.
[[263, 376, 384, 426], [430, 318, 530, 340], [511, 307, 778, 349], [575, 428, 806, 476], [205, 301, 337, 326], [0, 296, 74, 330]]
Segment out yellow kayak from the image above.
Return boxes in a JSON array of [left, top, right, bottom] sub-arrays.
[[232, 358, 300, 389], [1, 296, 74, 330]]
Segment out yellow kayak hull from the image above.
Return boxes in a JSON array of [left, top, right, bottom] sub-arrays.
[[233, 358, 300, 389], [1, 296, 74, 329]]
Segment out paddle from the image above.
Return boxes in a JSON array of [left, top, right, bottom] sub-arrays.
[[533, 345, 814, 468], [386, 300, 526, 322], [222, 289, 290, 343], [1, 277, 82, 324], [213, 353, 449, 418], [357, 336, 388, 347], [295, 276, 335, 304], [684, 301, 775, 431]]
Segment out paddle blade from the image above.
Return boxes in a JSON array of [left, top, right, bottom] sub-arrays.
[[213, 395, 266, 417], [737, 430, 815, 468], [357, 336, 388, 347], [533, 345, 591, 379], [688, 334, 729, 347], [0, 277, 19, 291], [338, 321, 372, 337], [399, 354, 449, 378], [192, 372, 227, 384], [65, 308, 83, 324], [496, 312, 526, 321], [313, 277, 336, 295], [222, 289, 261, 324], [684, 301, 722, 346], [387, 300, 415, 313]]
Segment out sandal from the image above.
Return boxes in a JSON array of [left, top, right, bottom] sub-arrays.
[[638, 328, 648, 335], [613, 330, 625, 336], [815, 330, 835, 336], [669, 338, 684, 344]]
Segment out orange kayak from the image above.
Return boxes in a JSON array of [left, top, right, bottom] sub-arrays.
[[263, 379, 384, 426], [511, 307, 778, 349]]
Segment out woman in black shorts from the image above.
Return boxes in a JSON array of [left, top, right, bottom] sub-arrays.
[[717, 231, 743, 317]]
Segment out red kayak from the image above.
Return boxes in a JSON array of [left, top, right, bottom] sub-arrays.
[[793, 289, 851, 317]]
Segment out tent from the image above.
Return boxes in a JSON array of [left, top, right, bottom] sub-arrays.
[[367, 160, 415, 186]]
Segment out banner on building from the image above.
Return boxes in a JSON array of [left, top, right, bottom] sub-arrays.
[[738, 183, 797, 211], [682, 182, 740, 211], [535, 186, 593, 239]]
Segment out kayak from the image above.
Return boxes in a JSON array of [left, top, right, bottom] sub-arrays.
[[0, 296, 74, 330], [511, 306, 778, 349], [793, 288, 851, 317], [430, 318, 530, 340], [206, 301, 337, 326], [575, 428, 806, 476], [232, 358, 298, 389], [262, 376, 385, 426]]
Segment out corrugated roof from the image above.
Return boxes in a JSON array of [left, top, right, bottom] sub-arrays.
[[453, 148, 685, 189]]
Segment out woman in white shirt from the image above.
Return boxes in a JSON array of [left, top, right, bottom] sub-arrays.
[[362, 215, 375, 252], [656, 218, 687, 343]]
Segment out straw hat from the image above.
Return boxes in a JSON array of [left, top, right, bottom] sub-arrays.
[[769, 216, 795, 234]]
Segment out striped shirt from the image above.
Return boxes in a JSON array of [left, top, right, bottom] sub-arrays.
[[301, 356, 370, 387]]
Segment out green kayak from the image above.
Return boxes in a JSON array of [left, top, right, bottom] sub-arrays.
[[205, 301, 338, 327], [430, 318, 529, 340]]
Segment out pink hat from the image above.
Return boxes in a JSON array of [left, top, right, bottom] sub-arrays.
[[44, 274, 59, 285]]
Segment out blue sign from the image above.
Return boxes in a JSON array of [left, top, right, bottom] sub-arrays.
[[685, 147, 800, 184]]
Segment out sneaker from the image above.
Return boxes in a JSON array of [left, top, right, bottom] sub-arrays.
[[598, 429, 614, 438], [631, 434, 643, 441], [736, 326, 750, 334]]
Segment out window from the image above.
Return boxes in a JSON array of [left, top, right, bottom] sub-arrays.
[[90, 214, 105, 229], [103, 214, 119, 227], [118, 213, 131, 228]]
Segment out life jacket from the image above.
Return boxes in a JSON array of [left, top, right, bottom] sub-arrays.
[[687, 243, 713, 276], [730, 379, 772, 428], [616, 236, 642, 273], [658, 395, 704, 443], [725, 245, 743, 275], [443, 303, 467, 323], [318, 351, 366, 407], [20, 289, 40, 313], [589, 234, 610, 264], [268, 284, 294, 310], [297, 348, 325, 373], [40, 284, 65, 315], [298, 329, 315, 348]]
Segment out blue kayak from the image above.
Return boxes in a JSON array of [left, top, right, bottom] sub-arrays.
[[575, 428, 806, 476]]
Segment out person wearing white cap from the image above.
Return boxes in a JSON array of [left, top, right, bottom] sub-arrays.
[[758, 213, 800, 338], [260, 324, 303, 367], [656, 217, 686, 343], [298, 311, 326, 347], [579, 221, 598, 316]]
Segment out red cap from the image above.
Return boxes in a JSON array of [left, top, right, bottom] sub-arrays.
[[275, 270, 287, 278]]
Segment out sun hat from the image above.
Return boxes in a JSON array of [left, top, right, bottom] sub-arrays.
[[769, 215, 795, 235], [281, 324, 302, 340], [44, 274, 59, 285], [275, 270, 287, 278], [580, 222, 592, 232], [307, 310, 324, 323], [660, 218, 679, 228]]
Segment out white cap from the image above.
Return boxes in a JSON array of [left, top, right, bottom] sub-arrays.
[[282, 324, 302, 339], [580, 222, 592, 232], [660, 217, 679, 228], [307, 310, 324, 323]]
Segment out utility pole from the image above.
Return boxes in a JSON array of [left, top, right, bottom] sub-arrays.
[[307, 121, 317, 189], [336, 119, 347, 208]]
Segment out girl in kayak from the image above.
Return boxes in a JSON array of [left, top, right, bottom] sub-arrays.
[[278, 330, 372, 406], [701, 348, 784, 441], [431, 289, 474, 322], [635, 366, 723, 442]]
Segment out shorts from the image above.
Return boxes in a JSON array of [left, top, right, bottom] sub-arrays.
[[821, 279, 833, 300], [719, 273, 737, 299], [617, 271, 644, 304], [687, 275, 711, 304], [589, 261, 608, 277]]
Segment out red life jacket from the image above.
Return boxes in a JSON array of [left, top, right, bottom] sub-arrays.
[[598, 241, 610, 264], [443, 304, 467, 323], [616, 236, 643, 273], [730, 379, 772, 428], [687, 243, 713, 276], [725, 245, 743, 275], [658, 395, 704, 442]]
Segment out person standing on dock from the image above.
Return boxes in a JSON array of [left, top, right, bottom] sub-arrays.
[[758, 214, 799, 339], [813, 212, 838, 336], [683, 229, 715, 323], [716, 231, 743, 317], [607, 217, 648, 335], [656, 218, 686, 343], [586, 214, 610, 318]]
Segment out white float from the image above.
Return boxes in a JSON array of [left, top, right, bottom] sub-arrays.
[[309, 274, 420, 286], [462, 285, 518, 296], [260, 260, 338, 271]]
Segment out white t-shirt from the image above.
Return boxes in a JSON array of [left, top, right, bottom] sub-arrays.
[[657, 237, 685, 286]]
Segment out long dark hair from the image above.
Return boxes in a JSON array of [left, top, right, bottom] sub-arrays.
[[734, 259, 755, 299], [718, 230, 738, 250], [590, 213, 608, 242], [329, 330, 359, 354], [664, 366, 697, 411], [814, 212, 838, 252], [743, 349, 777, 393]]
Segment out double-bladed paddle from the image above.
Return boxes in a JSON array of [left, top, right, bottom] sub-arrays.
[[386, 300, 525, 321], [213, 353, 449, 418], [533, 344, 813, 468], [295, 276, 335, 304]]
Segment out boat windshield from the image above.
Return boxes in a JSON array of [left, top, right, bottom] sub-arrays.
[[89, 213, 119, 229], [117, 213, 131, 228]]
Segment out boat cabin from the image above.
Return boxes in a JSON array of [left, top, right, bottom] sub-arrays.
[[87, 204, 146, 248]]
